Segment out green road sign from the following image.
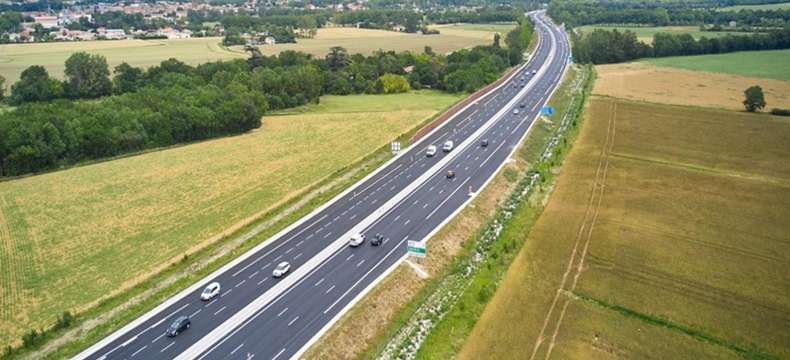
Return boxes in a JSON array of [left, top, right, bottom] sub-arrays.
[[407, 240, 426, 258]]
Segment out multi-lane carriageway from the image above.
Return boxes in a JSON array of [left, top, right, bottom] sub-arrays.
[[76, 10, 570, 360]]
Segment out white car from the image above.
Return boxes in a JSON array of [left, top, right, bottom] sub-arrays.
[[443, 140, 454, 152], [513, 108, 520, 115], [200, 282, 221, 301], [426, 145, 437, 157], [349, 233, 365, 247], [272, 261, 291, 278], [532, 69, 537, 74]]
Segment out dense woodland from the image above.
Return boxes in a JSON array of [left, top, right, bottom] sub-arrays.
[[0, 18, 533, 177], [571, 26, 790, 63]]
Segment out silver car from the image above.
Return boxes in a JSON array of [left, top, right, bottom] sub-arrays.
[[200, 282, 221, 301], [272, 261, 291, 277]]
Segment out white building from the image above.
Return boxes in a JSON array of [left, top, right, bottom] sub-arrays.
[[33, 16, 59, 28]]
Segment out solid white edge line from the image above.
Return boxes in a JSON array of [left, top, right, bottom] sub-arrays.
[[174, 26, 547, 360], [72, 53, 524, 360], [289, 10, 568, 360], [181, 45, 546, 358], [76, 11, 547, 360]]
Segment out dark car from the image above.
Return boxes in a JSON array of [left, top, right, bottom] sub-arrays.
[[166, 316, 190, 337], [371, 233, 384, 246], [446, 170, 456, 179], [481, 139, 489, 147], [520, 102, 526, 108]]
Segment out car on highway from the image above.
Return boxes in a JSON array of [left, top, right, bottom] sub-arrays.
[[349, 233, 365, 247], [443, 140, 454, 152], [481, 139, 489, 147], [520, 102, 526, 108], [513, 108, 520, 115], [166, 316, 190, 337], [532, 69, 537, 74], [446, 170, 456, 179], [371, 233, 384, 246], [200, 282, 221, 301], [426, 145, 437, 157], [272, 261, 291, 278]]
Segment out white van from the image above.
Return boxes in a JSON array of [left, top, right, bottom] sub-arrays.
[[443, 140, 454, 152]]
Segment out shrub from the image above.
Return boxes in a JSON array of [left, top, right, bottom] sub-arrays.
[[770, 108, 790, 116]]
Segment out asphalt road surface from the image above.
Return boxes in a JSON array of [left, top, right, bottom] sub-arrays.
[[76, 10, 570, 360]]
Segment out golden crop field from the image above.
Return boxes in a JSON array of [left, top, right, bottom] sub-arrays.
[[248, 26, 496, 58], [0, 90, 461, 347], [458, 97, 790, 360], [594, 62, 790, 110], [0, 26, 499, 83]]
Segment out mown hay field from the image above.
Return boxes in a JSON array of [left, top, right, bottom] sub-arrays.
[[0, 90, 461, 347], [458, 97, 790, 360], [0, 26, 499, 83], [429, 23, 517, 36], [594, 62, 790, 110], [248, 26, 497, 58]]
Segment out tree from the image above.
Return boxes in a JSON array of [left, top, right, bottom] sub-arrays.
[[113, 62, 143, 95], [223, 33, 245, 46], [377, 73, 410, 94], [493, 33, 501, 48], [743, 85, 766, 112], [326, 46, 350, 71], [0, 75, 5, 101], [64, 52, 112, 99], [9, 65, 63, 104]]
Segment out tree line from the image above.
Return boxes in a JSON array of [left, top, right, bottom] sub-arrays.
[[0, 19, 533, 176], [424, 9, 520, 24], [572, 26, 790, 64], [549, 0, 790, 28]]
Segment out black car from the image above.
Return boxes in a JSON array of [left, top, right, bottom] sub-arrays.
[[166, 316, 191, 337], [371, 233, 384, 246], [520, 102, 526, 108], [481, 139, 489, 147]]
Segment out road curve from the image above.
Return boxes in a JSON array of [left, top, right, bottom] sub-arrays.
[[75, 10, 570, 360]]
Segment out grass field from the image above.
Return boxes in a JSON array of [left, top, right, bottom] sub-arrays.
[[0, 90, 460, 348], [430, 23, 517, 34], [719, 1, 790, 11], [577, 25, 742, 43], [594, 62, 790, 110], [645, 49, 790, 81], [0, 26, 498, 83], [458, 97, 790, 360]]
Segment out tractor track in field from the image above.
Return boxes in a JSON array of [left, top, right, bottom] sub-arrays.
[[530, 100, 617, 360]]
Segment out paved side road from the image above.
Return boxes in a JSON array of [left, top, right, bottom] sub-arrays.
[[75, 10, 570, 360]]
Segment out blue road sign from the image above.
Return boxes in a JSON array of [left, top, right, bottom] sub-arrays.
[[541, 106, 555, 115]]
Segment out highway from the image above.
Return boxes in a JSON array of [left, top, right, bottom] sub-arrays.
[[75, 10, 570, 360]]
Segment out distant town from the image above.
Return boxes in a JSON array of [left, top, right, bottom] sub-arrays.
[[1, 0, 374, 43]]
